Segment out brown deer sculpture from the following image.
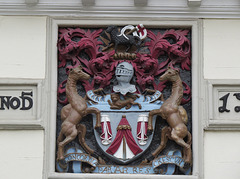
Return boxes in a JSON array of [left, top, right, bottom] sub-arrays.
[[146, 66, 192, 165], [57, 65, 102, 161]]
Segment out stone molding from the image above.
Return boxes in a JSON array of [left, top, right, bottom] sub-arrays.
[[44, 18, 204, 179], [0, 1, 240, 18], [205, 79, 240, 130], [0, 78, 44, 129]]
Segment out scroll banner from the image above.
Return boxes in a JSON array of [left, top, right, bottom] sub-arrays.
[[144, 90, 162, 103], [87, 90, 162, 104], [152, 150, 191, 175], [56, 147, 98, 173], [87, 90, 105, 103], [56, 148, 191, 174]]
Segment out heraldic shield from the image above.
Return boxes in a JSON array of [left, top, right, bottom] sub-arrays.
[[56, 24, 193, 175], [89, 87, 162, 164]]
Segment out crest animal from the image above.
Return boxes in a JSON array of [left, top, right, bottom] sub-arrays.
[[108, 93, 142, 110], [57, 65, 102, 161], [105, 26, 141, 52], [147, 66, 192, 164]]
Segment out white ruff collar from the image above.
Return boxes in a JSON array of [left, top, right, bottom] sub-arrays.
[[113, 84, 136, 95]]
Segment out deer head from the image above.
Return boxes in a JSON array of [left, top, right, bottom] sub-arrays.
[[69, 65, 90, 81], [159, 66, 180, 82]]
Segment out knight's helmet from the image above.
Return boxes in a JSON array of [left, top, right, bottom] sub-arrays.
[[115, 62, 134, 83]]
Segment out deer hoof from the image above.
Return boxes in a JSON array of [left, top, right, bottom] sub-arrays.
[[84, 167, 95, 173], [95, 126, 102, 134], [58, 159, 67, 169], [57, 151, 64, 161], [147, 129, 153, 136], [183, 162, 191, 169], [140, 159, 151, 165]]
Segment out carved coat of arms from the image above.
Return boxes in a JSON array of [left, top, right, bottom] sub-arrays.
[[56, 24, 192, 175]]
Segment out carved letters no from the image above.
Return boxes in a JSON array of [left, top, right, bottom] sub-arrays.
[[0, 91, 33, 110]]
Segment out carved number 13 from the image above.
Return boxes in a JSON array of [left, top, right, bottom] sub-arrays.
[[218, 93, 240, 113]]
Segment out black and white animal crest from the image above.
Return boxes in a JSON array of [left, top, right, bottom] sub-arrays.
[[105, 26, 141, 52]]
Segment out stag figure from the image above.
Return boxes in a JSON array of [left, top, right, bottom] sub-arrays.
[[57, 66, 102, 161], [146, 66, 192, 164], [105, 26, 141, 52]]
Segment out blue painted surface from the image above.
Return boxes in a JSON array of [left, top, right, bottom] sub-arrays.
[[56, 147, 191, 175], [93, 112, 156, 164], [89, 90, 163, 164], [94, 165, 154, 174], [56, 90, 191, 175], [87, 90, 163, 112]]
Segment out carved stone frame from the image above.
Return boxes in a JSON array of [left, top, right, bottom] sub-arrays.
[[205, 79, 240, 130], [44, 18, 204, 179], [0, 78, 44, 129]]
